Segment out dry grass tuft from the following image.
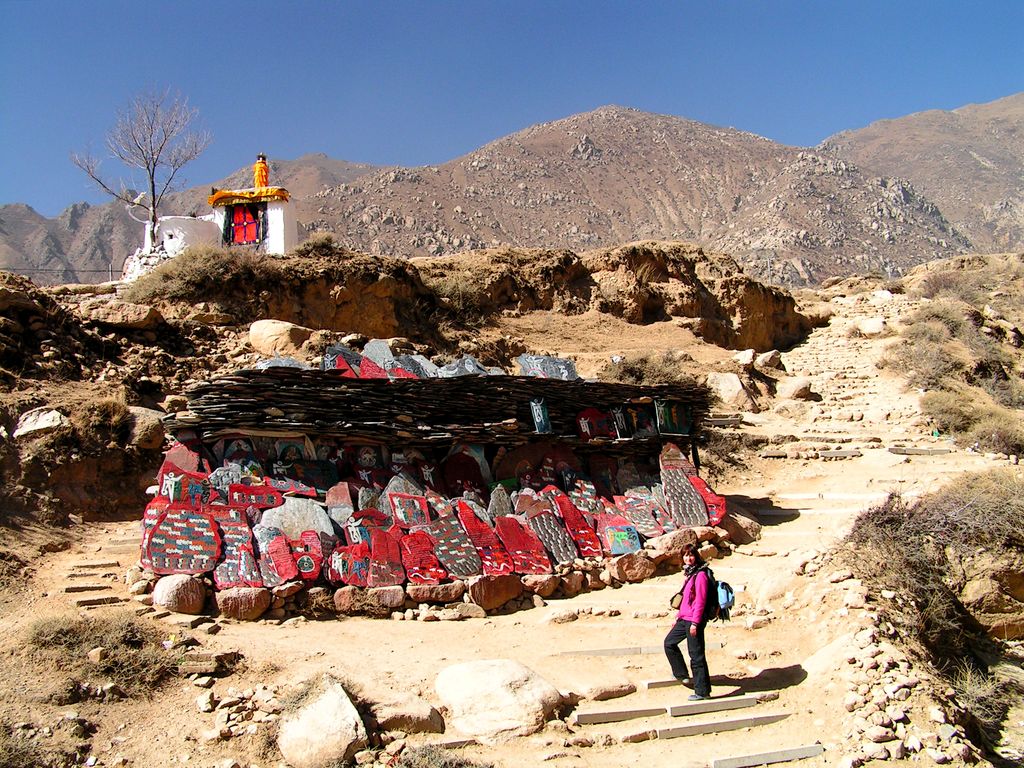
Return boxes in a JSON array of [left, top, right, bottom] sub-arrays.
[[122, 245, 283, 304], [597, 352, 692, 386], [396, 746, 495, 768], [26, 613, 178, 696], [421, 271, 486, 328]]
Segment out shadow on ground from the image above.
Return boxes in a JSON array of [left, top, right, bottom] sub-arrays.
[[726, 494, 800, 525], [711, 663, 808, 694]]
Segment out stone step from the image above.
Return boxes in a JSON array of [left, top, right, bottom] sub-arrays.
[[71, 561, 121, 569], [63, 584, 112, 593], [73, 595, 126, 607], [711, 744, 825, 768], [624, 711, 790, 742]]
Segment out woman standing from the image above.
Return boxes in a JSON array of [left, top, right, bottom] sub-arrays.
[[664, 543, 712, 700]]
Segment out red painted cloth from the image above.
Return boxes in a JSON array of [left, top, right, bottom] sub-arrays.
[[675, 568, 709, 624]]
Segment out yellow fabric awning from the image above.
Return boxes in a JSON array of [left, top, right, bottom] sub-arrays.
[[208, 187, 290, 207]]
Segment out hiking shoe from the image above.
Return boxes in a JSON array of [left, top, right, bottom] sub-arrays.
[[688, 694, 710, 701]]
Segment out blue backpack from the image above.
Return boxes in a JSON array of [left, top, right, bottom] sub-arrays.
[[702, 567, 735, 622]]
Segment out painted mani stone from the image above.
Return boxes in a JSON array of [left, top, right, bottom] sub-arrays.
[[228, 484, 284, 510], [387, 492, 432, 528], [613, 495, 665, 539], [546, 489, 603, 559], [399, 530, 448, 585], [325, 481, 355, 536], [456, 501, 514, 576], [158, 462, 215, 506], [688, 475, 728, 526], [208, 506, 263, 589], [424, 515, 482, 578], [145, 504, 221, 575], [486, 485, 515, 522], [528, 511, 578, 566], [368, 527, 406, 587], [595, 513, 642, 555], [328, 542, 370, 587], [494, 516, 552, 575], [252, 525, 299, 587], [291, 530, 327, 581], [660, 444, 709, 527]]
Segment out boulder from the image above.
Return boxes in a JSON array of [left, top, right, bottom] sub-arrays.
[[520, 575, 560, 597], [277, 675, 368, 768], [367, 586, 406, 611], [732, 349, 755, 369], [406, 581, 465, 604], [559, 571, 586, 597], [369, 691, 444, 733], [466, 574, 523, 611], [249, 319, 315, 357], [152, 575, 206, 615], [705, 372, 759, 412], [81, 299, 163, 330], [334, 586, 362, 615], [127, 406, 165, 450], [214, 587, 271, 621], [718, 512, 762, 546], [776, 376, 815, 400], [607, 552, 656, 583], [644, 528, 698, 559], [698, 543, 720, 561], [856, 317, 888, 337], [434, 659, 563, 742], [13, 408, 70, 439], [755, 350, 783, 370], [261, 498, 335, 539]]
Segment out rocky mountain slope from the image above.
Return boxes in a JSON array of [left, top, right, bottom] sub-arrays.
[[824, 92, 1024, 254]]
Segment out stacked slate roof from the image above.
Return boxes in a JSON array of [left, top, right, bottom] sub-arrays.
[[164, 367, 712, 456]]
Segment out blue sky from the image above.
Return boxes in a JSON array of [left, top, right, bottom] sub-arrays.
[[1, 1, 1021, 217]]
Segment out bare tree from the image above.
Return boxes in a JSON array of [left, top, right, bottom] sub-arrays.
[[72, 90, 211, 252]]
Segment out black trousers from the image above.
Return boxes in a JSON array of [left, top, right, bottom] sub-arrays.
[[664, 619, 710, 696]]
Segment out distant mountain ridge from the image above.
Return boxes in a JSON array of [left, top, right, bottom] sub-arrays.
[[2, 94, 1021, 286]]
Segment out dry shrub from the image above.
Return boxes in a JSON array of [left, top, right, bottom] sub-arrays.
[[70, 398, 132, 450], [122, 245, 282, 303], [422, 271, 486, 328], [0, 725, 50, 768], [844, 469, 1024, 664], [597, 352, 691, 386], [26, 613, 177, 695], [951, 661, 1010, 736], [914, 271, 983, 304], [963, 414, 1024, 455], [397, 746, 495, 768], [292, 232, 342, 258]]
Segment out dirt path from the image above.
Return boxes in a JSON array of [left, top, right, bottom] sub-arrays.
[[1, 289, 1012, 768]]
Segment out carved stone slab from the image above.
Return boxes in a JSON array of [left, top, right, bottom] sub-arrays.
[[528, 511, 578, 566], [494, 516, 552, 575], [144, 504, 221, 575], [424, 515, 482, 578], [660, 444, 709, 527], [399, 530, 448, 585], [208, 506, 263, 589], [596, 513, 642, 555], [614, 495, 665, 539], [368, 528, 406, 587], [456, 500, 514, 576]]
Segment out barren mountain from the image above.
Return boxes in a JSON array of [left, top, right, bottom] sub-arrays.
[[309, 106, 967, 285], [823, 92, 1024, 253]]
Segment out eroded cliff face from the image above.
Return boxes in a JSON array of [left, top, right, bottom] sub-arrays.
[[417, 240, 813, 352]]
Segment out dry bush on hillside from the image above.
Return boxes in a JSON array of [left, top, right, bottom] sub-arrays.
[[844, 469, 1024, 663], [951, 661, 1011, 736], [420, 271, 486, 329], [915, 271, 984, 304], [0, 725, 50, 768], [26, 614, 177, 696], [397, 746, 495, 768], [122, 245, 283, 303], [596, 352, 692, 386]]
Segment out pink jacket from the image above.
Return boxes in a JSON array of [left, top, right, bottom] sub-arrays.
[[675, 568, 709, 623]]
